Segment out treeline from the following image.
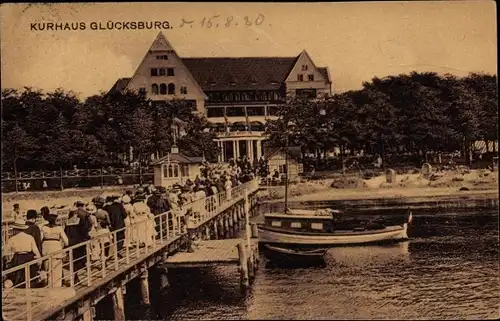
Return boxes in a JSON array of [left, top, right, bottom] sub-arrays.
[[1, 88, 218, 172], [265, 72, 498, 165]]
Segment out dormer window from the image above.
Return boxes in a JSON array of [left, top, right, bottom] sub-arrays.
[[302, 65, 308, 71], [156, 55, 168, 60]]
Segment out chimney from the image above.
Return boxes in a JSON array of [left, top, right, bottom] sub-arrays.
[[171, 145, 179, 154]]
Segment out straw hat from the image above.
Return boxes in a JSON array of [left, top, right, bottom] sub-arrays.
[[85, 204, 97, 214], [11, 219, 28, 230], [122, 195, 132, 204]]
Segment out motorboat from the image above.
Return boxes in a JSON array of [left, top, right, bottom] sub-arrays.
[[258, 209, 412, 247]]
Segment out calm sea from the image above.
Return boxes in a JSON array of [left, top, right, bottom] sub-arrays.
[[120, 209, 499, 320]]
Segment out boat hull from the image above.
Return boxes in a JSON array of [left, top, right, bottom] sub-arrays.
[[263, 245, 327, 266], [258, 223, 409, 247]]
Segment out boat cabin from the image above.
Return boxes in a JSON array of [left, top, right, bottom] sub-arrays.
[[264, 209, 344, 233]]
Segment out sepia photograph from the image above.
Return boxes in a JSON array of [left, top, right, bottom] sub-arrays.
[[0, 1, 498, 320]]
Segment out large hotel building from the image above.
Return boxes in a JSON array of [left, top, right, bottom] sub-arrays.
[[109, 32, 332, 163]]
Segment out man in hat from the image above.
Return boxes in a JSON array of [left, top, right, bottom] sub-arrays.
[[25, 209, 43, 255], [93, 196, 111, 228], [147, 188, 161, 212], [12, 203, 21, 220], [106, 196, 127, 255]]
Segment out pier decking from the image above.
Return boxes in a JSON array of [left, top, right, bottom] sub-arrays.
[[164, 239, 259, 268], [2, 179, 261, 321]]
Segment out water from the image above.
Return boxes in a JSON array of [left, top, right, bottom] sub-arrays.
[[125, 210, 499, 320]]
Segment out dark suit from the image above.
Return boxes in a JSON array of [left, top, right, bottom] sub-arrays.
[[25, 221, 43, 256], [106, 203, 127, 252]]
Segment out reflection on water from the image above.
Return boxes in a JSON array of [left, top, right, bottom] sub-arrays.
[[136, 212, 499, 320]]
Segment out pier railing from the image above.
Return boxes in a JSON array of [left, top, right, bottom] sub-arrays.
[[1, 178, 260, 321]]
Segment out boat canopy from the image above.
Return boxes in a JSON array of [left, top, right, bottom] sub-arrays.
[[264, 208, 343, 220]]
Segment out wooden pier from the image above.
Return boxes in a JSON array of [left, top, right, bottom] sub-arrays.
[[1, 179, 262, 321]]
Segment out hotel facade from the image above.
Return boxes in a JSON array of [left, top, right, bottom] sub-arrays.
[[109, 32, 332, 164]]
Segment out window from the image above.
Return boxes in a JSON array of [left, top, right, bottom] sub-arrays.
[[168, 83, 175, 95], [156, 55, 168, 60], [181, 164, 189, 177], [180, 86, 188, 95], [271, 221, 282, 227], [173, 165, 179, 177], [167, 68, 175, 76], [160, 84, 167, 95], [311, 222, 323, 230], [279, 164, 288, 173], [159, 68, 166, 76], [296, 89, 317, 99], [291, 222, 302, 228], [151, 68, 158, 76], [302, 65, 308, 71], [297, 74, 304, 81], [152, 84, 159, 95], [308, 74, 315, 81], [139, 87, 146, 94]]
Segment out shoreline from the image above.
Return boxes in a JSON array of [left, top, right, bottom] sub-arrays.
[[263, 187, 499, 204]]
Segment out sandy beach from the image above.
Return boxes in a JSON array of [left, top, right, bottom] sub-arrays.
[[263, 168, 499, 203]]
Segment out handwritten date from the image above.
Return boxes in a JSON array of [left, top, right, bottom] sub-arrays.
[[179, 14, 265, 28]]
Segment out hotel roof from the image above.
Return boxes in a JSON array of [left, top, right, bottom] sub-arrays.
[[109, 57, 331, 94]]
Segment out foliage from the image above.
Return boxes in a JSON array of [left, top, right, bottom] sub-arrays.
[[1, 89, 219, 170], [265, 72, 497, 164]]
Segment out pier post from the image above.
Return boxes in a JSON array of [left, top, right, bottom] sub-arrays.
[[251, 223, 258, 238], [228, 211, 234, 237], [140, 266, 150, 306], [237, 243, 249, 290], [213, 220, 219, 240], [205, 225, 211, 240], [112, 286, 126, 321], [159, 267, 170, 289], [248, 254, 255, 281], [223, 214, 230, 238], [82, 308, 93, 321], [233, 211, 239, 235], [218, 219, 225, 239]]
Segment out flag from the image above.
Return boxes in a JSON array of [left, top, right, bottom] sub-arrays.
[[245, 112, 251, 133], [224, 113, 229, 133]]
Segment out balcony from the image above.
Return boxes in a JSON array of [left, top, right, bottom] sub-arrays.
[[215, 131, 265, 138]]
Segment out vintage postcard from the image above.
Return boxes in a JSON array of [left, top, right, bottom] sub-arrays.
[[1, 2, 498, 320]]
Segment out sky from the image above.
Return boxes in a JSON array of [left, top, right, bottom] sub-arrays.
[[0, 1, 497, 99]]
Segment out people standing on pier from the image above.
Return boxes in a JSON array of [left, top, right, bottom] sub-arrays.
[[41, 213, 69, 287], [12, 203, 21, 220], [4, 219, 42, 288], [64, 208, 88, 285], [167, 186, 182, 233], [106, 196, 127, 256], [40, 206, 51, 222], [122, 195, 136, 248], [25, 209, 43, 255], [93, 196, 111, 228]]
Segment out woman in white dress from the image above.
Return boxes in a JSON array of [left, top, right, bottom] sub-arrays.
[[41, 213, 69, 287], [121, 195, 136, 248]]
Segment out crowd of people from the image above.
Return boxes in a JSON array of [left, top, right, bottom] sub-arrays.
[[2, 161, 259, 290]]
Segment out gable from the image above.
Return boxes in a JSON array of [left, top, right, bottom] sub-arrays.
[[124, 32, 207, 102], [285, 50, 327, 84]]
